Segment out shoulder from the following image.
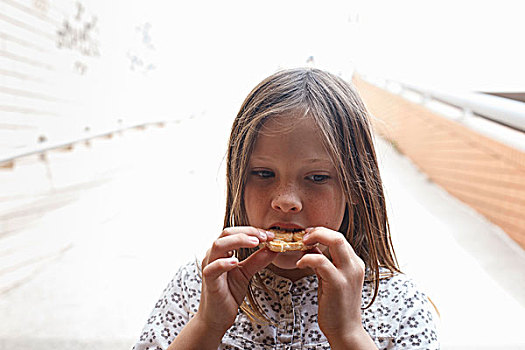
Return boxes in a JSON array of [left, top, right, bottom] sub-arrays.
[[363, 269, 429, 303], [362, 271, 440, 349], [175, 259, 202, 285], [132, 261, 203, 350], [168, 260, 202, 301], [378, 271, 429, 304], [162, 260, 201, 291], [149, 260, 202, 314]]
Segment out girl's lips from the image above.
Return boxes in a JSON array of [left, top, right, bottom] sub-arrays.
[[268, 223, 304, 231]]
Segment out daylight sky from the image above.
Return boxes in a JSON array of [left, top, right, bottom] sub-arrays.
[[109, 0, 524, 89], [78, 0, 524, 121]]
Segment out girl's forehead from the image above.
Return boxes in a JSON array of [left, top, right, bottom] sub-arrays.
[[258, 113, 317, 136], [251, 115, 333, 161]]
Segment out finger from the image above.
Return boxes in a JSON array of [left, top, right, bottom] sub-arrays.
[[203, 227, 272, 267], [237, 248, 278, 279], [202, 246, 237, 267], [303, 227, 354, 268], [296, 253, 341, 284], [221, 226, 274, 241], [207, 233, 261, 263], [202, 256, 239, 283]]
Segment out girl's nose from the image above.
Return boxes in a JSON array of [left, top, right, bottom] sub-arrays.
[[271, 185, 303, 213]]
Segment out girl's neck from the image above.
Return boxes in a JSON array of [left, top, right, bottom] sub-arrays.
[[266, 264, 315, 282]]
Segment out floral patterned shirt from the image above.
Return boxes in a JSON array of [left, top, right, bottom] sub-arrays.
[[133, 261, 439, 349]]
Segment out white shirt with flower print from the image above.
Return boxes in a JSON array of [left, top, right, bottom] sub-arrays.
[[133, 261, 439, 349]]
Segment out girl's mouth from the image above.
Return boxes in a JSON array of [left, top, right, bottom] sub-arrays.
[[269, 226, 304, 232], [263, 227, 313, 252]]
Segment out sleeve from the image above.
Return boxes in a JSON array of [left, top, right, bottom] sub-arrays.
[[393, 278, 440, 349], [132, 262, 202, 350]]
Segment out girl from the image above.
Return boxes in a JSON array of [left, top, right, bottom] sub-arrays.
[[133, 68, 439, 349]]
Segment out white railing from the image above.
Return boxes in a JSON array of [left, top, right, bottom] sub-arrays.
[[0, 119, 171, 168], [400, 83, 525, 132], [360, 75, 525, 152]]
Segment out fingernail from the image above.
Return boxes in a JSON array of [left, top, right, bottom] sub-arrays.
[[249, 236, 260, 244], [257, 229, 268, 239], [265, 230, 275, 239], [305, 227, 314, 233], [302, 233, 310, 241]]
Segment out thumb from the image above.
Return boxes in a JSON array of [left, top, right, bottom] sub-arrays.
[[238, 248, 277, 279]]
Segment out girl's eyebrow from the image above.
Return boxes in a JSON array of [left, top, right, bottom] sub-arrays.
[[250, 156, 332, 164], [249, 156, 274, 163], [303, 158, 332, 164]]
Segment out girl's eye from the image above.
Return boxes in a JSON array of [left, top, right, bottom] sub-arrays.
[[251, 170, 274, 179], [307, 174, 330, 183]]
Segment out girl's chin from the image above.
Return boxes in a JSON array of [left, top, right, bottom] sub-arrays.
[[271, 250, 305, 269]]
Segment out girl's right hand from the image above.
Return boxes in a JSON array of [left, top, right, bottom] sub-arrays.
[[196, 226, 276, 335]]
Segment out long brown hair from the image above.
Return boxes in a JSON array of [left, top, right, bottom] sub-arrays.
[[224, 67, 400, 322]]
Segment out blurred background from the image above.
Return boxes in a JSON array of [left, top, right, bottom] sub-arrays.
[[1, 0, 524, 349]]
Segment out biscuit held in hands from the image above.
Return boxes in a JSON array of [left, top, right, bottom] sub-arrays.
[[261, 228, 317, 252]]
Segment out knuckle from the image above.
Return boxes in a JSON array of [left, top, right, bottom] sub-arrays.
[[211, 239, 222, 251], [333, 235, 346, 246], [352, 261, 366, 278], [313, 227, 326, 236], [202, 264, 214, 278], [358, 259, 365, 271], [314, 254, 327, 263], [310, 254, 327, 266], [237, 233, 250, 244], [359, 259, 366, 277], [218, 259, 229, 269], [221, 228, 233, 236]]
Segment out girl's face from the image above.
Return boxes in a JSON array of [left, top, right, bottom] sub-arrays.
[[244, 115, 346, 278]]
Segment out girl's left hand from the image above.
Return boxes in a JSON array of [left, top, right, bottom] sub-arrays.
[[296, 227, 368, 344]]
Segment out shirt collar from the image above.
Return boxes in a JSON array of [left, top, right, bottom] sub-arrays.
[[258, 268, 318, 294]]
